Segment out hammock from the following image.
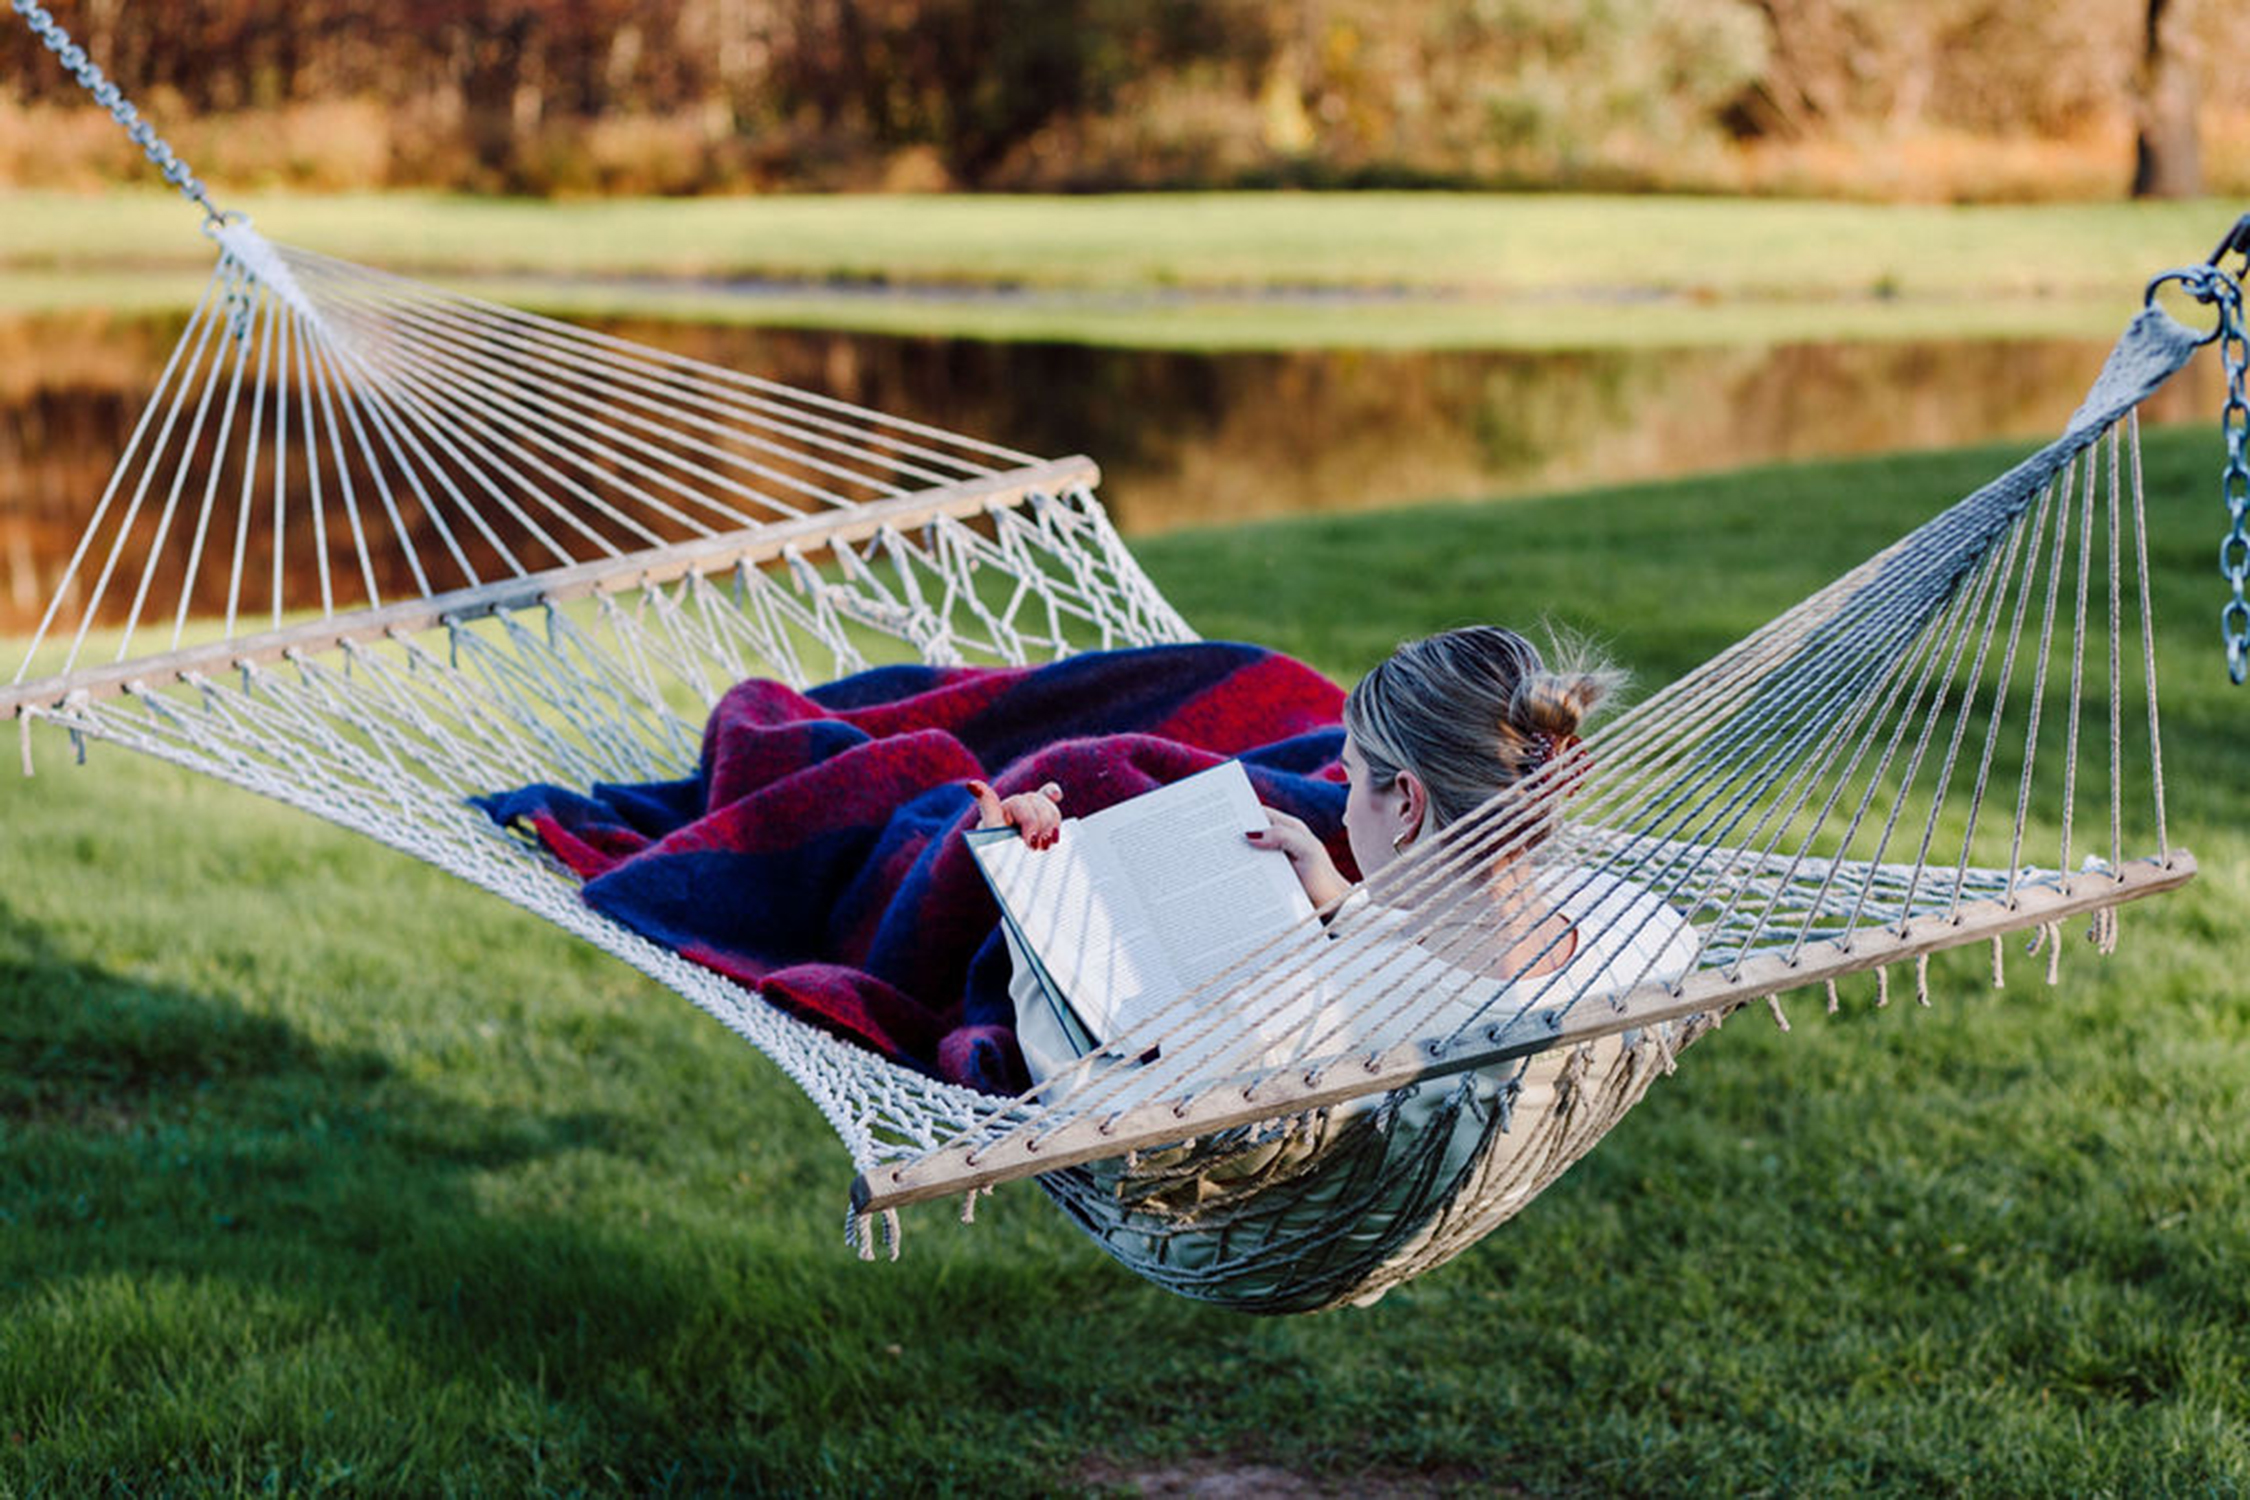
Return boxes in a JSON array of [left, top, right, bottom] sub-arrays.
[[9, 2, 2244, 1313]]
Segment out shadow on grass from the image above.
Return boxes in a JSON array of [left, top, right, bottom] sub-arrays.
[[0, 868, 1189, 1491], [0, 895, 727, 1396]]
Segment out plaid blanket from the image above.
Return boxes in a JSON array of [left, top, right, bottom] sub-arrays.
[[475, 643, 1352, 1093]]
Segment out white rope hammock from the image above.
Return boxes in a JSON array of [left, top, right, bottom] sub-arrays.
[[5, 216, 2218, 1312], [8, 0, 2240, 1315]]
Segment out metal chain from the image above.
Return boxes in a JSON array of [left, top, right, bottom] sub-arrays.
[[2152, 220, 2250, 682], [12, 0, 221, 221], [2201, 216, 2250, 683], [2222, 286, 2250, 683]]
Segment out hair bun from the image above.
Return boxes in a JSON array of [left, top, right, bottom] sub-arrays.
[[1511, 667, 1612, 741]]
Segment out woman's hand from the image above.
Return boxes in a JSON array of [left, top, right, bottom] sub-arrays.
[[1245, 808, 1353, 909], [967, 778, 1065, 850]]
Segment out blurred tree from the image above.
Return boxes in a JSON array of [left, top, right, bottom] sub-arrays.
[[2132, 0, 2200, 198], [3, 0, 2247, 196], [1727, 0, 2134, 140], [1248, 0, 1762, 187], [1448, 0, 1766, 169], [764, 0, 1238, 184]]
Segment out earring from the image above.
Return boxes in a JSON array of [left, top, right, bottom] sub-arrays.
[[1392, 827, 1413, 854]]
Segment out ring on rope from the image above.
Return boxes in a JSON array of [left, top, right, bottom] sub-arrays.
[[2143, 267, 2237, 347], [200, 209, 254, 241]]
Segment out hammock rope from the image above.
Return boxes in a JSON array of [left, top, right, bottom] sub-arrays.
[[7, 0, 2239, 1311]]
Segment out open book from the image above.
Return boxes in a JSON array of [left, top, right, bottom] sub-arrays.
[[966, 760, 1319, 1053]]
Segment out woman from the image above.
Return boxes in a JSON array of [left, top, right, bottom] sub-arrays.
[[492, 625, 1699, 1307], [972, 625, 1707, 1312]]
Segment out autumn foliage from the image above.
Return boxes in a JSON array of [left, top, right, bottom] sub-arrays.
[[2, 0, 2245, 199]]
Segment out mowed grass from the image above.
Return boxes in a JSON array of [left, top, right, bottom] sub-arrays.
[[4, 189, 2239, 348], [4, 425, 2250, 1494]]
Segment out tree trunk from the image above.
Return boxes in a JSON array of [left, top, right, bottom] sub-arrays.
[[2132, 0, 2201, 199]]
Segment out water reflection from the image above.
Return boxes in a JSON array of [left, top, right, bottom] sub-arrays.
[[0, 311, 2222, 634]]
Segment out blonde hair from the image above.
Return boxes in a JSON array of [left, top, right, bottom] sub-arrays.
[[1343, 625, 1621, 832]]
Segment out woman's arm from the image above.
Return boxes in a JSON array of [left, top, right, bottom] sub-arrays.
[[1245, 808, 1353, 910], [966, 778, 1065, 849]]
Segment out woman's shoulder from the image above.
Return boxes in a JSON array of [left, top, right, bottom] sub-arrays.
[[1552, 867, 1679, 919], [1547, 866, 1699, 975]]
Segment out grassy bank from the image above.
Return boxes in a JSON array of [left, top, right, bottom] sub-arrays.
[[4, 190, 2239, 348], [3, 426, 2248, 1494]]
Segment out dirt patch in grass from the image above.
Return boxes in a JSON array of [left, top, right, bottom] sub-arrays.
[[1078, 1455, 1510, 1498]]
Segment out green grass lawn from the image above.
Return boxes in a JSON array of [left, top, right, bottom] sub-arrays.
[[4, 426, 2249, 1494], [4, 190, 2240, 348]]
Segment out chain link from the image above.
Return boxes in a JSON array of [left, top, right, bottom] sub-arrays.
[[12, 0, 221, 221]]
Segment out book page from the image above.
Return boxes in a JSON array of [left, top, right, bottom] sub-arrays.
[[970, 761, 1317, 1046], [971, 819, 1177, 1041], [1089, 763, 1316, 1006]]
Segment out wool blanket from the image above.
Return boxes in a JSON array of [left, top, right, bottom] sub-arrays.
[[475, 643, 1353, 1094]]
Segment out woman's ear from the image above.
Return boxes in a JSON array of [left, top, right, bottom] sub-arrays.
[[1394, 767, 1430, 842]]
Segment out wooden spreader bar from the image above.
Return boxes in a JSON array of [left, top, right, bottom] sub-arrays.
[[4, 456, 1100, 719], [853, 851, 2196, 1215]]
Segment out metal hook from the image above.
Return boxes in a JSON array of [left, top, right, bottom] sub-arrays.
[[2206, 212, 2250, 273]]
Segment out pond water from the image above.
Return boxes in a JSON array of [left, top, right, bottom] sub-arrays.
[[0, 310, 2224, 634]]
